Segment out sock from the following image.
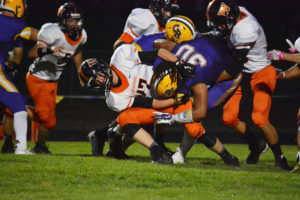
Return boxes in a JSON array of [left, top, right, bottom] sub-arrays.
[[269, 142, 283, 159], [180, 130, 196, 157], [149, 142, 163, 159], [218, 148, 230, 159], [3, 134, 13, 143], [14, 111, 28, 150]]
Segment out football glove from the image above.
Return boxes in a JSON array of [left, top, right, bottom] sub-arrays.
[[4, 61, 18, 79], [267, 49, 284, 61], [152, 112, 174, 125], [174, 92, 190, 105], [175, 60, 196, 79], [286, 38, 299, 53]]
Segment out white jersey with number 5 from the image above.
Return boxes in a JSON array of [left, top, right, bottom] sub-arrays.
[[106, 44, 153, 112], [230, 7, 270, 73], [29, 23, 87, 81]]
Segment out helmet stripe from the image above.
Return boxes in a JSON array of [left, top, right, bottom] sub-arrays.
[[168, 16, 196, 36], [206, 0, 216, 22]]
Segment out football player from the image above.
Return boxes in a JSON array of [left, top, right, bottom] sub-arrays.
[[133, 16, 242, 165], [113, 0, 179, 50], [81, 44, 193, 163], [0, 0, 38, 154], [25, 2, 87, 154], [206, 0, 289, 170], [267, 37, 300, 172]]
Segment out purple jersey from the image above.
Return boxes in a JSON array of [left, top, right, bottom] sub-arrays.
[[133, 32, 165, 51], [0, 15, 27, 62]]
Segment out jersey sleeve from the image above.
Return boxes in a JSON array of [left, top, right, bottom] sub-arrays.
[[231, 21, 259, 49], [81, 28, 88, 45], [123, 9, 153, 41], [37, 23, 58, 46]]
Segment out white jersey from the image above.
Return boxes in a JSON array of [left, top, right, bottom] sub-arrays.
[[122, 8, 164, 41], [106, 44, 153, 112], [230, 7, 270, 73], [29, 23, 87, 81], [295, 37, 300, 52]]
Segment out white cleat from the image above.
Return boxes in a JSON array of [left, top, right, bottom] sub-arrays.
[[15, 148, 34, 155], [172, 147, 185, 164]]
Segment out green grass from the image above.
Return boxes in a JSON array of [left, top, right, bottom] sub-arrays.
[[0, 142, 300, 200]]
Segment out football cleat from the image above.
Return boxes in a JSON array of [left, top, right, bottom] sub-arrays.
[[245, 141, 268, 165], [152, 152, 173, 164], [15, 148, 34, 155], [33, 142, 51, 154], [275, 154, 291, 171], [222, 155, 240, 167], [290, 163, 300, 173], [105, 149, 130, 160], [171, 147, 185, 164], [87, 128, 108, 157]]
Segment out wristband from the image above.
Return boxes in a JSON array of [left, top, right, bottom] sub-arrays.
[[173, 109, 194, 123], [37, 47, 53, 57]]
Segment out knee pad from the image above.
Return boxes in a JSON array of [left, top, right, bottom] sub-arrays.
[[186, 124, 205, 139], [123, 123, 140, 138], [38, 113, 56, 129]]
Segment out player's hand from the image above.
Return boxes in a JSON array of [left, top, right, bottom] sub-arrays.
[[275, 68, 285, 79], [175, 60, 196, 79], [152, 112, 174, 125], [51, 46, 65, 57], [267, 49, 284, 61], [174, 92, 190, 105], [286, 38, 299, 53], [4, 61, 18, 79]]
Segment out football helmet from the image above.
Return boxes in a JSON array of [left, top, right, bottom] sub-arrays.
[[206, 0, 239, 37], [79, 58, 112, 89], [165, 15, 197, 44], [57, 2, 83, 41], [151, 61, 182, 98], [149, 0, 180, 27], [0, 0, 27, 18]]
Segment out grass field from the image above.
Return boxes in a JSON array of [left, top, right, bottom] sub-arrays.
[[0, 142, 300, 200]]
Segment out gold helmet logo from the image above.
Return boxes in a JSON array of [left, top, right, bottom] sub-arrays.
[[217, 2, 231, 17]]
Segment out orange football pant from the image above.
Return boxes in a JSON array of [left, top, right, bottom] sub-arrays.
[[26, 73, 58, 129], [223, 65, 277, 128], [118, 100, 205, 139]]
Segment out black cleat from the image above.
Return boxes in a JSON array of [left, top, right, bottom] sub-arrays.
[[222, 155, 240, 167], [87, 128, 108, 157], [275, 155, 291, 171], [245, 141, 268, 165], [106, 149, 130, 159], [152, 152, 173, 164], [1, 136, 14, 153], [33, 142, 51, 154]]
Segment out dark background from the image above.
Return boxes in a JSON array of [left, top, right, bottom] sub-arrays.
[[13, 0, 300, 143]]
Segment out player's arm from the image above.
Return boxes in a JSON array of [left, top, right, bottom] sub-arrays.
[[29, 28, 39, 41], [73, 50, 86, 87], [8, 47, 23, 65], [153, 39, 176, 52], [217, 43, 254, 83], [279, 64, 300, 80], [138, 48, 178, 65], [282, 53, 300, 64], [28, 43, 64, 59]]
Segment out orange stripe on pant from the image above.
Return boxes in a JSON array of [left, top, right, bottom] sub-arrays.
[[223, 65, 277, 128], [26, 73, 58, 129], [118, 100, 205, 139]]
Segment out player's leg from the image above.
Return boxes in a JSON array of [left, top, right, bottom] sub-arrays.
[[1, 110, 14, 153], [251, 65, 289, 170], [290, 108, 300, 173], [26, 73, 57, 154], [118, 107, 173, 163]]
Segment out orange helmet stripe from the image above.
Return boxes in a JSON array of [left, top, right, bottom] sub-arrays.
[[206, 0, 216, 22]]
